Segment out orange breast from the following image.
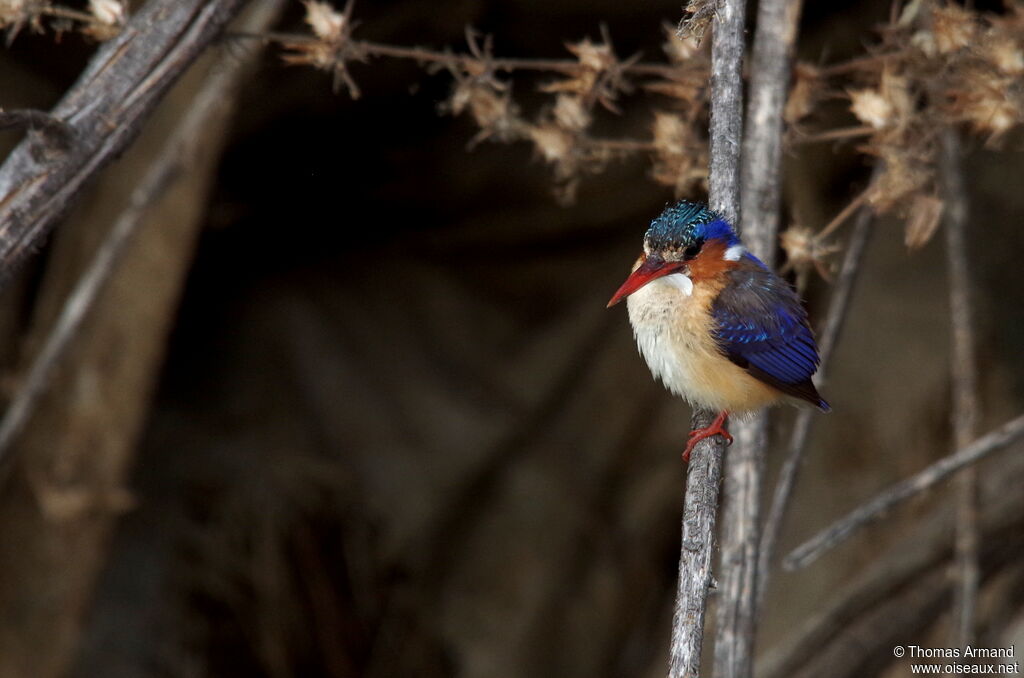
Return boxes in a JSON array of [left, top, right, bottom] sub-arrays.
[[626, 260, 786, 414]]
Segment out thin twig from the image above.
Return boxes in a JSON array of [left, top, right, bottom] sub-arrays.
[[794, 125, 875, 145], [762, 445, 1024, 678], [816, 49, 910, 77], [783, 411, 1024, 571], [669, 0, 746, 676], [940, 128, 980, 650], [756, 172, 878, 606], [0, 0, 247, 282], [229, 30, 696, 78], [0, 0, 283, 473], [815, 186, 870, 241]]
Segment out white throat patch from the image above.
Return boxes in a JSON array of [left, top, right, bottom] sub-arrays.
[[657, 272, 693, 296]]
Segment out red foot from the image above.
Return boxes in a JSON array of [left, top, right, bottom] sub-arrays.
[[682, 411, 733, 463]]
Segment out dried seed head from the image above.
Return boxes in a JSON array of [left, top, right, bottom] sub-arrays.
[[89, 0, 125, 26], [785, 63, 821, 125], [931, 5, 976, 55], [542, 35, 627, 112], [949, 70, 1021, 143], [903, 194, 944, 250], [553, 94, 591, 132], [0, 0, 26, 28], [650, 111, 705, 195], [304, 0, 346, 42], [662, 21, 701, 63], [529, 123, 575, 165], [848, 70, 912, 131], [985, 34, 1024, 76], [868, 145, 931, 212], [780, 225, 839, 280], [910, 29, 937, 58], [652, 111, 688, 157], [568, 36, 616, 73], [849, 88, 892, 129], [448, 80, 520, 143]]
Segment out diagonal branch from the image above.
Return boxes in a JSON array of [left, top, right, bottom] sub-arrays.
[[783, 411, 1024, 571], [0, 0, 246, 283], [669, 0, 746, 676], [0, 0, 283, 475]]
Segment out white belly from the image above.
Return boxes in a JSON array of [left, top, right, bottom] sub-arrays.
[[625, 274, 778, 413]]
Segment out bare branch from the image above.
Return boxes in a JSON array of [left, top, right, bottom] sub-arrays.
[[712, 414, 764, 678], [815, 187, 870, 241], [740, 0, 802, 263], [232, 29, 697, 79], [670, 415, 727, 678], [710, 0, 805, 674], [784, 411, 1024, 571], [0, 0, 246, 282], [0, 0, 283, 473], [940, 127, 981, 649], [707, 1, 745, 226], [762, 445, 1024, 678], [669, 0, 747, 675]]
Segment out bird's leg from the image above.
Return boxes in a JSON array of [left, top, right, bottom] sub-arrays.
[[682, 410, 733, 462]]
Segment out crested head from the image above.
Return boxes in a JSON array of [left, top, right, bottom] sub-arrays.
[[643, 200, 741, 261], [607, 200, 749, 308]]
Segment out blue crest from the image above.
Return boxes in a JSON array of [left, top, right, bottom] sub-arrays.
[[644, 200, 740, 252]]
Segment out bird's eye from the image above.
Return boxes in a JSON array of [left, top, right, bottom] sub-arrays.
[[683, 241, 703, 259]]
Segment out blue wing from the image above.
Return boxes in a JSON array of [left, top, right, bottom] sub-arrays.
[[711, 256, 829, 410]]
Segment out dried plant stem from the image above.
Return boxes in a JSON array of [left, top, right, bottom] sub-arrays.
[[669, 1, 746, 676], [783, 411, 1024, 571], [796, 125, 875, 145], [815, 186, 870, 242], [233, 30, 695, 78], [816, 50, 910, 77], [940, 128, 980, 650], [757, 191, 876, 606]]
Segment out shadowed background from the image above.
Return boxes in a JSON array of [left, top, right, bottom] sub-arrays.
[[0, 1, 1021, 677]]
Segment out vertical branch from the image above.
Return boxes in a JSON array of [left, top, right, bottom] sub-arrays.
[[940, 128, 980, 649], [757, 179, 877, 607], [712, 414, 763, 678], [712, 1, 803, 675], [740, 0, 803, 264], [669, 0, 747, 676], [707, 0, 746, 222]]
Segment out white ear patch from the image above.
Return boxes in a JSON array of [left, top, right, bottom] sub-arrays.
[[724, 244, 745, 261], [659, 272, 694, 296]]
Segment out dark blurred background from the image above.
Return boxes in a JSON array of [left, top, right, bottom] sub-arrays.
[[0, 1, 1021, 677]]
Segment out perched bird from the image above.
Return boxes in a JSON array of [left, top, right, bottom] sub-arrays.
[[607, 200, 830, 461]]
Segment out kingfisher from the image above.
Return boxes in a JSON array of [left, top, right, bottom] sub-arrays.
[[607, 200, 830, 461]]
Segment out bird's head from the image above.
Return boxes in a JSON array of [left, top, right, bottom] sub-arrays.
[[607, 200, 744, 307]]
